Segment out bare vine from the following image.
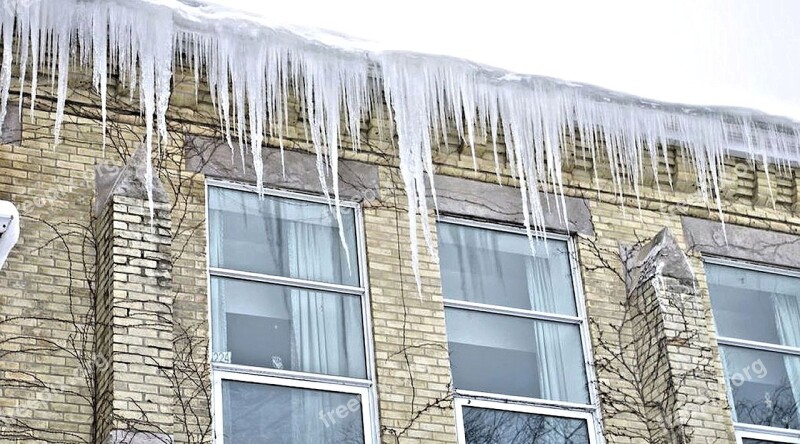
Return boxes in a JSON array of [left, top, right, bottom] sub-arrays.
[[581, 233, 725, 444]]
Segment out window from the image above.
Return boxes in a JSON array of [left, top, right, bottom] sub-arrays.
[[739, 434, 800, 444], [438, 220, 599, 444], [207, 182, 376, 444], [706, 260, 800, 444]]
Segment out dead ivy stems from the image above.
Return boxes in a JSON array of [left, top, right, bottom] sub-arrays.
[[0, 85, 216, 443], [580, 234, 723, 444]]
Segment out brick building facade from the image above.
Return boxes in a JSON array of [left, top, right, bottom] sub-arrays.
[[1, 59, 799, 444]]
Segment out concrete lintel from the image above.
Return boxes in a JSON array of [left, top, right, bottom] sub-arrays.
[[431, 174, 594, 236], [184, 135, 380, 201], [682, 216, 800, 269]]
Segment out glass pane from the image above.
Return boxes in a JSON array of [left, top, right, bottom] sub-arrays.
[[446, 308, 589, 404], [222, 380, 364, 444], [462, 406, 589, 444], [707, 263, 800, 347], [438, 223, 577, 316], [720, 345, 800, 430], [742, 439, 786, 444], [208, 186, 359, 286], [211, 277, 366, 379]]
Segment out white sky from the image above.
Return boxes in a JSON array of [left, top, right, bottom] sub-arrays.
[[195, 0, 800, 121]]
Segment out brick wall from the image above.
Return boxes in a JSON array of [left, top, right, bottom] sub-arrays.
[[0, 65, 799, 444]]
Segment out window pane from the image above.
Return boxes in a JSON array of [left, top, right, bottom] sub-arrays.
[[208, 187, 359, 286], [707, 264, 800, 347], [462, 406, 589, 444], [742, 439, 787, 444], [438, 223, 577, 315], [720, 345, 800, 430], [222, 380, 364, 444], [211, 277, 366, 379], [446, 308, 589, 404]]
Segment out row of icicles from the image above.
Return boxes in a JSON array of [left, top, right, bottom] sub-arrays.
[[2, 0, 800, 290]]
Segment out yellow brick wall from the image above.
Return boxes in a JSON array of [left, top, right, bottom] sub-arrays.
[[1, 67, 799, 444]]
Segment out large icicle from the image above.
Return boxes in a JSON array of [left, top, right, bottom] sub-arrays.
[[380, 55, 446, 292], [1, 0, 800, 295]]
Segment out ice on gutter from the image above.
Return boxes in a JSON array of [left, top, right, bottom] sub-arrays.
[[1, 0, 799, 291]]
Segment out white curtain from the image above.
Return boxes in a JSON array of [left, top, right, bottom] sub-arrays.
[[283, 202, 362, 375], [284, 202, 362, 442], [210, 279, 228, 357], [526, 255, 584, 403], [209, 193, 228, 355], [773, 292, 800, 423], [449, 225, 504, 305]]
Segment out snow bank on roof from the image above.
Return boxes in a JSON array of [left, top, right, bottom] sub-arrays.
[[162, 0, 800, 122]]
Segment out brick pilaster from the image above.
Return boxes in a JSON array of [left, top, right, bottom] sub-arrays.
[[94, 147, 174, 443], [627, 229, 735, 443]]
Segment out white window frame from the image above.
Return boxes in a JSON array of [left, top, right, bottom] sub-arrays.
[[705, 256, 800, 444], [206, 179, 379, 444], [736, 429, 800, 444], [454, 398, 597, 444], [439, 216, 602, 443]]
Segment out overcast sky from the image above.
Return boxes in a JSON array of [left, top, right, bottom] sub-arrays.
[[194, 0, 800, 121]]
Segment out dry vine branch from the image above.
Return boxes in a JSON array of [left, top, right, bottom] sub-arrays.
[[581, 234, 724, 444], [0, 88, 217, 443], [379, 157, 455, 444]]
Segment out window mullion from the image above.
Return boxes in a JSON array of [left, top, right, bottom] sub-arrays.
[[455, 389, 595, 411], [212, 362, 373, 389], [210, 266, 365, 295], [719, 337, 800, 357], [443, 298, 583, 324]]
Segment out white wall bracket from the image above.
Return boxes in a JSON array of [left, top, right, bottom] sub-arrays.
[[0, 200, 19, 271]]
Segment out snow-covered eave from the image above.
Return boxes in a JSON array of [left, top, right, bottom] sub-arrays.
[[2, 0, 799, 291]]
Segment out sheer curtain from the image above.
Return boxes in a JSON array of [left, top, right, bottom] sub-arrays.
[[526, 254, 585, 403], [283, 201, 362, 375], [209, 191, 228, 355], [773, 292, 800, 423], [284, 202, 362, 442], [448, 225, 504, 305]]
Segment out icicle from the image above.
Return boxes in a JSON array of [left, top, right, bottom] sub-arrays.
[[380, 55, 446, 294], [91, 5, 108, 151], [15, 1, 29, 120], [0, 2, 15, 136], [1, 0, 800, 299], [51, 9, 70, 147]]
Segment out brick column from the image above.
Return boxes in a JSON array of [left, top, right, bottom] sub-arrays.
[[94, 147, 174, 443], [626, 228, 735, 443], [365, 167, 457, 444]]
